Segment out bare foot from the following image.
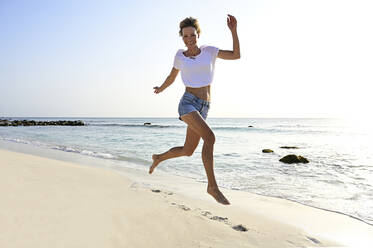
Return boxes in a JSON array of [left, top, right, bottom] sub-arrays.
[[149, 154, 161, 174], [207, 186, 230, 205]]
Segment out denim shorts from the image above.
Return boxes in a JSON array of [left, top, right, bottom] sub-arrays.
[[178, 91, 210, 121]]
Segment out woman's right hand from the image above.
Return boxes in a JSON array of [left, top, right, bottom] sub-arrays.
[[153, 86, 161, 94]]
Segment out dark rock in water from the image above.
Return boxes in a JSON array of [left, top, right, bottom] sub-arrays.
[[144, 122, 151, 126], [279, 154, 309, 164], [280, 146, 299, 149], [0, 120, 10, 126], [262, 149, 274, 153], [74, 120, 84, 126], [248, 125, 254, 128]]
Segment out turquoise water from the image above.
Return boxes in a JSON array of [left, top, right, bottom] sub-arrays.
[[1, 117, 372, 225]]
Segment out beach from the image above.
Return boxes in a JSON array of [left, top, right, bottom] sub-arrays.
[[1, 117, 372, 226], [2, 0, 372, 246], [1, 147, 372, 248]]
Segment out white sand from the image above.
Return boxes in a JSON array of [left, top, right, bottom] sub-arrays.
[[1, 148, 372, 248]]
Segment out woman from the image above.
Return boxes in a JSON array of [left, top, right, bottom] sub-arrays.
[[149, 15, 240, 205]]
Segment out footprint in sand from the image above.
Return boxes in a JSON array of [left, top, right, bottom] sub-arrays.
[[162, 196, 249, 233], [201, 211, 212, 217], [200, 211, 248, 231], [151, 189, 173, 195], [306, 236, 321, 244], [286, 240, 295, 245], [232, 224, 248, 232], [178, 204, 191, 211], [210, 216, 229, 223]]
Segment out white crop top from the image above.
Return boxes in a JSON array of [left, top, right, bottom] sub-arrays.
[[173, 45, 219, 88]]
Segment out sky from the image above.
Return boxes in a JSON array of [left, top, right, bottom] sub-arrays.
[[1, 0, 372, 118]]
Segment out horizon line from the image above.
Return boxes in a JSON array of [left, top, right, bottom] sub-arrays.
[[1, 116, 342, 119]]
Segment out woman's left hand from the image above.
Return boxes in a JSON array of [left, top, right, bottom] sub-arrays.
[[227, 14, 237, 32]]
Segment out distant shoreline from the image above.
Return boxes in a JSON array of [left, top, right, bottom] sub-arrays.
[[0, 119, 84, 126]]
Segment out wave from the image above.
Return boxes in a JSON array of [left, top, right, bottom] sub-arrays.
[[0, 137, 118, 161], [52, 146, 151, 165], [272, 195, 373, 226], [0, 137, 33, 145], [87, 123, 181, 128], [52, 145, 116, 160], [88, 123, 260, 132], [0, 136, 149, 166]]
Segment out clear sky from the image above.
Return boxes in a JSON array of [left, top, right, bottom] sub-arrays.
[[1, 0, 372, 118]]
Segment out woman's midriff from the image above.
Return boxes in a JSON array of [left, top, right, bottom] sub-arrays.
[[185, 85, 211, 101]]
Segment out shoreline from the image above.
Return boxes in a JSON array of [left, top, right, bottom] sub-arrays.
[[1, 141, 373, 247], [1, 138, 372, 227]]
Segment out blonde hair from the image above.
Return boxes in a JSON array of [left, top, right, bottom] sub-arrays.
[[178, 17, 201, 37]]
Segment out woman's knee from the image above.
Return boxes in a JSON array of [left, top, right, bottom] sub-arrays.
[[203, 131, 215, 145], [183, 148, 195, 156]]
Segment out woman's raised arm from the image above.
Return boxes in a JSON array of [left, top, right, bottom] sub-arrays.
[[218, 14, 240, 60]]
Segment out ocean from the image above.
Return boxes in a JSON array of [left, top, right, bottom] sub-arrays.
[[1, 117, 372, 225]]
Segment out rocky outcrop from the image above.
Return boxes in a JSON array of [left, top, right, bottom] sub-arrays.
[[262, 149, 274, 153], [280, 146, 299, 149], [0, 119, 84, 126], [279, 154, 309, 164]]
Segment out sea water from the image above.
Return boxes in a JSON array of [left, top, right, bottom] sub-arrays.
[[1, 117, 372, 225]]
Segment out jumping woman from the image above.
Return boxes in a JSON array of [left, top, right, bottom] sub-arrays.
[[149, 14, 240, 205]]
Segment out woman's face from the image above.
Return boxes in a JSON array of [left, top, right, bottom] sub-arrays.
[[182, 26, 199, 48]]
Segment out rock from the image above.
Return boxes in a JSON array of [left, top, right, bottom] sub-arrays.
[[0, 120, 9, 126], [280, 146, 299, 149], [75, 120, 84, 126], [0, 120, 85, 126], [262, 149, 274, 153], [279, 154, 309, 164], [248, 125, 254, 128]]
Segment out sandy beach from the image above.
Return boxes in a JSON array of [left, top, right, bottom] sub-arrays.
[[1, 148, 372, 248]]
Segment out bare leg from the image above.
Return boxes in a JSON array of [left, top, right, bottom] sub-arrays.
[[149, 147, 183, 174], [181, 111, 230, 205], [149, 127, 200, 174]]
